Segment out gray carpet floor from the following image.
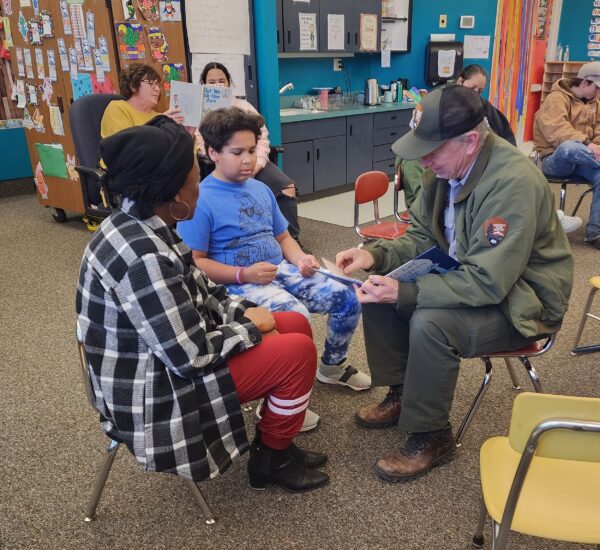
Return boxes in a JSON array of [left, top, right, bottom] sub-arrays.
[[1, 190, 598, 550]]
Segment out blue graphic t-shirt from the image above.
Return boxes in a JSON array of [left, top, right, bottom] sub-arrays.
[[177, 174, 288, 267]]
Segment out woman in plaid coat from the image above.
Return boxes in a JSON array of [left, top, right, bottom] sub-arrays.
[[76, 116, 329, 492]]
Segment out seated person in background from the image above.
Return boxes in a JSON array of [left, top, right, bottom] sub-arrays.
[[534, 60, 600, 247], [177, 108, 370, 408], [336, 86, 573, 483], [197, 62, 303, 245], [76, 116, 329, 493], [100, 63, 183, 138]]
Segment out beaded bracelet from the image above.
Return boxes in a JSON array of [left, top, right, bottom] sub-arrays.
[[236, 267, 244, 284]]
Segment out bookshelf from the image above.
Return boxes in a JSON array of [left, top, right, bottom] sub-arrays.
[[541, 61, 585, 102]]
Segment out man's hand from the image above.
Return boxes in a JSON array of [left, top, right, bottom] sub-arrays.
[[244, 307, 276, 334], [242, 262, 278, 285], [336, 247, 375, 274], [296, 254, 319, 277], [588, 142, 600, 161], [354, 275, 399, 304], [163, 107, 184, 124]]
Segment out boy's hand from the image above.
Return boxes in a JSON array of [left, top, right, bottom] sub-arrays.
[[243, 262, 278, 285], [244, 307, 276, 334], [336, 247, 375, 274], [296, 254, 319, 277]]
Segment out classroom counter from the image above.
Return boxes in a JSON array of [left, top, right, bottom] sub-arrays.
[[279, 101, 415, 123]]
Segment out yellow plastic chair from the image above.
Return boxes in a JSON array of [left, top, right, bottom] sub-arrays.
[[471, 393, 600, 549]]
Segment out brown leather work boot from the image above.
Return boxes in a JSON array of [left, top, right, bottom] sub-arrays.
[[355, 385, 402, 429], [374, 426, 456, 482]]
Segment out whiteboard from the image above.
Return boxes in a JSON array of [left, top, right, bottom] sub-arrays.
[[191, 53, 247, 97], [185, 0, 251, 55]]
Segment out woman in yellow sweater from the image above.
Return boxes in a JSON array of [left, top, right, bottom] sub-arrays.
[[101, 64, 183, 138]]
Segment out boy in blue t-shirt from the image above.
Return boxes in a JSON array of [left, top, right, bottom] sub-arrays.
[[177, 107, 370, 400]]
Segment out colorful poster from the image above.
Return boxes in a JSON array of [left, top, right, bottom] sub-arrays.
[[86, 11, 95, 45], [71, 73, 93, 101], [57, 38, 69, 72], [23, 48, 34, 78], [122, 0, 136, 20], [146, 26, 168, 62], [59, 1, 72, 35], [40, 10, 54, 37], [28, 18, 42, 45], [32, 0, 38, 15], [35, 143, 68, 179], [66, 155, 78, 180], [69, 3, 86, 38], [35, 47, 45, 79], [3, 0, 13, 16], [162, 62, 183, 94], [137, 0, 159, 21], [39, 77, 53, 104], [47, 49, 57, 81], [16, 48, 26, 77], [159, 0, 181, 21], [98, 36, 110, 71], [91, 73, 115, 94], [115, 22, 145, 60], [17, 11, 28, 42], [34, 162, 48, 199], [2, 17, 14, 48], [81, 37, 94, 70], [49, 105, 65, 136], [69, 47, 78, 79]]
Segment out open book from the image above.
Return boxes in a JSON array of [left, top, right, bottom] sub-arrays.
[[319, 247, 460, 287], [169, 82, 233, 127], [386, 246, 461, 282]]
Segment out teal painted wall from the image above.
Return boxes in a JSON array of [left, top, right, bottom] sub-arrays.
[[558, 0, 596, 61], [278, 1, 500, 98]]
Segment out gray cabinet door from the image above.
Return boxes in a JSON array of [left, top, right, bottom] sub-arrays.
[[282, 140, 314, 195], [319, 0, 353, 53], [282, 0, 319, 53], [346, 114, 373, 184], [276, 0, 284, 53], [314, 135, 347, 191], [351, 0, 382, 53]]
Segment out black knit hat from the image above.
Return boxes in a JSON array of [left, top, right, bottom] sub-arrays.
[[391, 85, 484, 159], [99, 115, 194, 215]]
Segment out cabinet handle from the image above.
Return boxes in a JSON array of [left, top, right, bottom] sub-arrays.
[[391, 115, 397, 120], [316, 148, 320, 161], [349, 124, 353, 136], [390, 131, 397, 136], [354, 32, 358, 45], [248, 64, 252, 80], [347, 31, 350, 45], [287, 30, 291, 44], [306, 150, 310, 163], [277, 30, 280, 45]]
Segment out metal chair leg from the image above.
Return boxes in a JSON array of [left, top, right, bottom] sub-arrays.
[[571, 187, 593, 216], [519, 357, 544, 393], [491, 518, 505, 550], [84, 439, 120, 522], [559, 182, 567, 212], [471, 497, 488, 548], [503, 358, 521, 390], [184, 478, 216, 524], [571, 287, 597, 355], [456, 358, 493, 446]]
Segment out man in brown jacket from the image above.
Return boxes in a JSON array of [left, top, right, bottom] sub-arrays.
[[533, 61, 600, 249]]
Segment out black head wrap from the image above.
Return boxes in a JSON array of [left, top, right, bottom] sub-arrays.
[[99, 115, 194, 216]]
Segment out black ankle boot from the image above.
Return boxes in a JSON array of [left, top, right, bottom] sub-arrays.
[[250, 432, 327, 468], [247, 437, 329, 492]]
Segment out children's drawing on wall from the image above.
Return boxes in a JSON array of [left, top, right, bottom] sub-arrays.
[[159, 0, 181, 21], [3, 0, 13, 16], [66, 154, 79, 180], [116, 22, 146, 60], [35, 162, 48, 199], [122, 0, 136, 20], [162, 62, 184, 94], [137, 0, 160, 21], [146, 26, 168, 62]]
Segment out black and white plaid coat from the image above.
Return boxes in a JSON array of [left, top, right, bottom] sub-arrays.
[[76, 200, 261, 481]]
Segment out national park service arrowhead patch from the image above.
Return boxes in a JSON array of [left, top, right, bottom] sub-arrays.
[[484, 216, 508, 246]]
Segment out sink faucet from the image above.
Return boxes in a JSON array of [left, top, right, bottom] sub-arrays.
[[279, 82, 294, 95]]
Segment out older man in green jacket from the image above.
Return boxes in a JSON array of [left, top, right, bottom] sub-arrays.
[[336, 85, 573, 482]]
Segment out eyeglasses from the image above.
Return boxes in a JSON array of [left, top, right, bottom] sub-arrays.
[[141, 79, 161, 88]]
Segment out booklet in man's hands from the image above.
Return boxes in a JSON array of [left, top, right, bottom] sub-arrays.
[[386, 246, 461, 283]]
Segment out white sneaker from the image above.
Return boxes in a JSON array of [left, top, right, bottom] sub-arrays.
[[254, 399, 320, 432], [316, 360, 371, 391], [557, 209, 583, 233]]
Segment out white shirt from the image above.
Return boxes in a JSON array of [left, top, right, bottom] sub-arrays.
[[443, 161, 476, 260]]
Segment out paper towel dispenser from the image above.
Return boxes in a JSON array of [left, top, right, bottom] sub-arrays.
[[425, 41, 464, 86]]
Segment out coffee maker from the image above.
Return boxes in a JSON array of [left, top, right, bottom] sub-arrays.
[[364, 78, 380, 105]]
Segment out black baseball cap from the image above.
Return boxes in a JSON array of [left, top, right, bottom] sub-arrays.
[[391, 84, 485, 159]]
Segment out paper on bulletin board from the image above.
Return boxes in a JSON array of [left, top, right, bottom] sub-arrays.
[[463, 35, 490, 59], [299, 12, 317, 51], [185, 0, 250, 55], [381, 19, 408, 51], [49, 105, 65, 135], [438, 49, 456, 78], [191, 53, 246, 97], [359, 13, 377, 51], [35, 143, 68, 179], [327, 14, 344, 50]]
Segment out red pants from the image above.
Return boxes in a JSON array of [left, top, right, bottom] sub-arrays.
[[228, 311, 316, 449]]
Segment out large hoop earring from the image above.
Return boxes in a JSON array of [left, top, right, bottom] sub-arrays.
[[169, 200, 190, 222]]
